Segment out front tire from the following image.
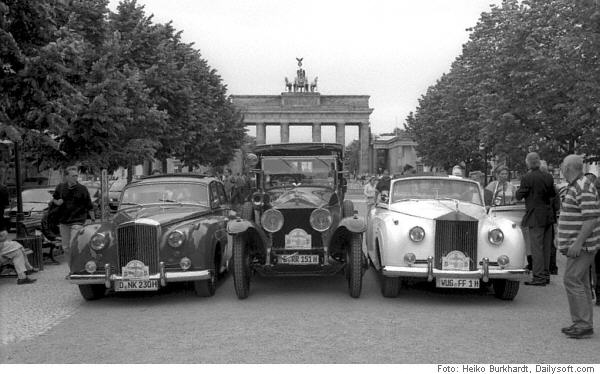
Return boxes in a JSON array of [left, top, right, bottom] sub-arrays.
[[78, 284, 105, 301], [346, 234, 363, 298], [492, 279, 520, 300], [232, 235, 251, 299]]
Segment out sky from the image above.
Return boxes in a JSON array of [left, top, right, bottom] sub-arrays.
[[108, 0, 503, 144]]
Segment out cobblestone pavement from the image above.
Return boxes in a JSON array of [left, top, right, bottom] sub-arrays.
[[0, 258, 81, 346]]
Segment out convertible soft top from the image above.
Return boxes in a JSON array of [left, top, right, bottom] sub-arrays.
[[254, 143, 344, 157]]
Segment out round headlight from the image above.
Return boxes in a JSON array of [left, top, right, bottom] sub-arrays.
[[261, 209, 284, 233], [179, 257, 192, 270], [409, 226, 425, 242], [497, 255, 510, 267], [168, 230, 185, 248], [310, 208, 332, 232], [404, 252, 416, 265], [488, 228, 504, 245], [90, 233, 106, 251], [85, 261, 97, 273]]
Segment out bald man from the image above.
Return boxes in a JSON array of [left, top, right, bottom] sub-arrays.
[[557, 155, 600, 339], [516, 152, 557, 286]]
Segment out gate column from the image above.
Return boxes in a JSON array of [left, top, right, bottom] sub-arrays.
[[312, 123, 322, 142], [256, 123, 266, 145], [336, 122, 345, 146], [280, 122, 289, 143], [359, 122, 370, 174]]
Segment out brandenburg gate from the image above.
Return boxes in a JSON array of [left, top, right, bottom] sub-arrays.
[[231, 58, 374, 174]]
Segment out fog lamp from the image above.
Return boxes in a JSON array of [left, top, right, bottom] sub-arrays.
[[488, 228, 504, 245], [497, 255, 510, 268], [179, 257, 192, 270], [409, 226, 425, 242], [310, 208, 332, 232], [168, 230, 185, 248], [85, 261, 97, 273], [404, 253, 416, 266], [90, 233, 106, 251], [261, 209, 284, 233]]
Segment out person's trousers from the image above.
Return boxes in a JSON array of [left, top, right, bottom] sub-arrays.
[[2, 249, 32, 279], [59, 223, 83, 269], [528, 224, 552, 283], [564, 250, 596, 329]]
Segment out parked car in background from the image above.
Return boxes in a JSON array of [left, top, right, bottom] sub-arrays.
[[228, 143, 367, 299], [5, 187, 55, 231], [367, 175, 529, 300], [67, 174, 233, 300]]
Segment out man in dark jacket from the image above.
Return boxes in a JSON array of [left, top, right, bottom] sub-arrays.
[[52, 166, 95, 268], [516, 152, 557, 286], [0, 183, 8, 230]]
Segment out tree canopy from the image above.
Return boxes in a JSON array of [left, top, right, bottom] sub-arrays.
[[406, 0, 600, 174], [0, 0, 245, 173]]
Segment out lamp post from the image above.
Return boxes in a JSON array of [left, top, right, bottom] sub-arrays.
[[14, 140, 25, 237]]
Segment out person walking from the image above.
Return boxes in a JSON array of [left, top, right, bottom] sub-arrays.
[[516, 152, 556, 286], [557, 155, 600, 339], [364, 176, 377, 212], [375, 169, 392, 202], [52, 166, 95, 268]]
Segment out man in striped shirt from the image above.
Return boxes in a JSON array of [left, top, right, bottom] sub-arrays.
[[557, 155, 600, 339]]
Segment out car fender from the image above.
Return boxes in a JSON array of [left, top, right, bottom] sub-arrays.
[[227, 218, 257, 235], [339, 215, 367, 233]]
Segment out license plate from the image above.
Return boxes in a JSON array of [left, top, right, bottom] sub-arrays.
[[115, 279, 159, 291], [278, 254, 319, 265], [436, 278, 480, 289]]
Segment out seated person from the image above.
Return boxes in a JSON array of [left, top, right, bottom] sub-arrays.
[[0, 228, 38, 284]]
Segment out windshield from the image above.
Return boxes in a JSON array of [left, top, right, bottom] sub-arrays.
[[120, 183, 209, 206], [262, 156, 336, 188], [391, 178, 483, 205], [22, 189, 53, 203]]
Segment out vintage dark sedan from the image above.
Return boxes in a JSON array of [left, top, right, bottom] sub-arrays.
[[67, 174, 233, 300], [228, 143, 367, 299]]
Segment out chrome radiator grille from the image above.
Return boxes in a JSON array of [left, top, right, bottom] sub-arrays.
[[434, 220, 478, 270], [116, 223, 160, 274]]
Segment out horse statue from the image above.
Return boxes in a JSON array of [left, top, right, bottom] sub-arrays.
[[294, 68, 308, 92], [284, 77, 292, 92], [310, 76, 318, 92]]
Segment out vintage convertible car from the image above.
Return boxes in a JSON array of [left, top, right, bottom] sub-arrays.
[[228, 143, 367, 299], [67, 174, 232, 300], [366, 175, 529, 300]]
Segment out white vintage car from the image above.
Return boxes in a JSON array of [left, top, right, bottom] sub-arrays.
[[366, 175, 529, 300]]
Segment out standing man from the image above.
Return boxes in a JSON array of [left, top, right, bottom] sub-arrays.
[[557, 155, 600, 339], [53, 166, 95, 268], [516, 152, 556, 286]]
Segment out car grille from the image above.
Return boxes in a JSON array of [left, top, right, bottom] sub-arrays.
[[434, 219, 478, 270], [116, 223, 160, 274], [272, 209, 323, 250]]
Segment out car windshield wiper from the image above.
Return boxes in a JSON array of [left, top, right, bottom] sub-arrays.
[[158, 199, 177, 203]]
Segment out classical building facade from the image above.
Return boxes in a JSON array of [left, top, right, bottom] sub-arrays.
[[372, 129, 421, 175], [231, 59, 374, 174]]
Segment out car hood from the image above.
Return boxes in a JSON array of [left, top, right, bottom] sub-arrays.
[[388, 200, 487, 221], [268, 187, 333, 210], [112, 205, 211, 226]]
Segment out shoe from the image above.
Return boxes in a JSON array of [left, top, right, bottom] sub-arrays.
[[565, 327, 593, 339], [546, 278, 550, 284], [550, 268, 558, 275], [524, 281, 546, 286], [17, 277, 37, 285], [561, 324, 577, 334], [25, 268, 39, 275]]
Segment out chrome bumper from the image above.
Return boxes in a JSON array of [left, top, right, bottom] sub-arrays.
[[68, 262, 212, 287], [382, 257, 529, 282]]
